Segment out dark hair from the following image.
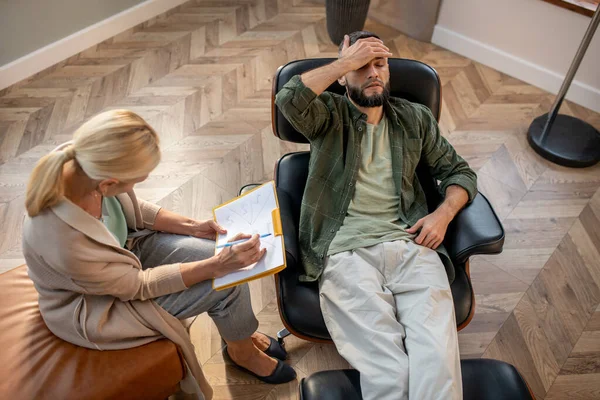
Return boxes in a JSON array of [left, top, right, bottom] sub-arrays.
[[338, 31, 381, 55]]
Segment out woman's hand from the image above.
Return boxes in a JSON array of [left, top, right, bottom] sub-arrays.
[[152, 209, 227, 240], [213, 233, 267, 278], [189, 219, 227, 240], [180, 233, 266, 287]]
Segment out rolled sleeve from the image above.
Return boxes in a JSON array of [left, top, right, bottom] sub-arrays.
[[439, 174, 478, 203], [138, 198, 162, 229], [139, 262, 188, 296], [290, 76, 319, 108], [275, 75, 332, 140]]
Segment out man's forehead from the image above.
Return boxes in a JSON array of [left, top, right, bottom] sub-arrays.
[[367, 57, 388, 64]]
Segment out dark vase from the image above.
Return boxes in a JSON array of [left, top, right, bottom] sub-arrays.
[[325, 0, 372, 45]]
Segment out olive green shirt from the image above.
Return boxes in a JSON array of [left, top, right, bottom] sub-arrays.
[[328, 116, 416, 255], [274, 75, 477, 283]]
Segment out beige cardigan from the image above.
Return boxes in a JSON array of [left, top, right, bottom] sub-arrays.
[[22, 191, 212, 400]]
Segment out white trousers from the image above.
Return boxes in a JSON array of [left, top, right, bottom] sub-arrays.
[[319, 240, 462, 400]]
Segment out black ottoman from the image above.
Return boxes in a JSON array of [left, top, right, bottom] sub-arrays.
[[299, 358, 534, 400]]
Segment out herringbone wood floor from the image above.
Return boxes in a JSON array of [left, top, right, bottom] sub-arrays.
[[1, 0, 599, 398]]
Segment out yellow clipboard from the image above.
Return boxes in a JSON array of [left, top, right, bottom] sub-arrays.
[[211, 181, 286, 290]]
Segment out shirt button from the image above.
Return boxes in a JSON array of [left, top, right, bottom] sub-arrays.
[[349, 182, 353, 186], [320, 254, 324, 258], [358, 127, 362, 131], [330, 229, 335, 233]]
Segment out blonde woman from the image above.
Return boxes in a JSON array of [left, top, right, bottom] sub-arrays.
[[22, 110, 296, 399]]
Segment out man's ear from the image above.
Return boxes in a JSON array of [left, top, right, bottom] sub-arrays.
[[338, 76, 346, 87]]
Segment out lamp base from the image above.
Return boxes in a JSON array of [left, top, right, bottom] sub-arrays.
[[527, 114, 600, 168]]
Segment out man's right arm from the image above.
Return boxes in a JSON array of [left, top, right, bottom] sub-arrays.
[[275, 36, 392, 140], [274, 74, 337, 141], [300, 58, 355, 96]]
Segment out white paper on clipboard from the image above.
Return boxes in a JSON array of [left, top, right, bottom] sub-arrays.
[[212, 181, 285, 290]]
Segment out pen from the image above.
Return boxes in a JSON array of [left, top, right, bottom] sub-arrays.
[[216, 233, 272, 248]]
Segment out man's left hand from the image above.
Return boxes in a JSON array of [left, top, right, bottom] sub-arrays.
[[189, 219, 227, 240], [406, 210, 452, 250]]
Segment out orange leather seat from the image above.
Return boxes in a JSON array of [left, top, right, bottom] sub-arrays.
[[0, 265, 183, 400]]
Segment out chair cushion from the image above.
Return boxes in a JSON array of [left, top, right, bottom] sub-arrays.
[[277, 261, 330, 341], [451, 262, 473, 329], [301, 369, 362, 400], [299, 359, 534, 400], [0, 265, 183, 400], [461, 358, 534, 400], [275, 151, 310, 221]]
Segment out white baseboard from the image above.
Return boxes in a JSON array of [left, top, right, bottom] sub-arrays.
[[432, 25, 600, 114], [0, 0, 189, 91]]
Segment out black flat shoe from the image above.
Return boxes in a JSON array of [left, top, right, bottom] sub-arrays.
[[261, 333, 288, 360], [221, 333, 288, 360], [222, 345, 297, 384]]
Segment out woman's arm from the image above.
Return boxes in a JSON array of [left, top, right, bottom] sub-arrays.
[[152, 208, 226, 240], [63, 232, 265, 299]]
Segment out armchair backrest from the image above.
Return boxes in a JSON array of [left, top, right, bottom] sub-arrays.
[[272, 58, 444, 212]]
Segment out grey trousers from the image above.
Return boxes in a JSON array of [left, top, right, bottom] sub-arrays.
[[130, 232, 259, 342]]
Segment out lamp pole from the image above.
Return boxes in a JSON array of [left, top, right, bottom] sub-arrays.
[[527, 6, 600, 168]]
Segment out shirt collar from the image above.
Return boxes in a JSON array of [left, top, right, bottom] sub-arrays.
[[52, 198, 123, 250]]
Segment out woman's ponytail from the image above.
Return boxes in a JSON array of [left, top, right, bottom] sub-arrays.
[[25, 146, 76, 217]]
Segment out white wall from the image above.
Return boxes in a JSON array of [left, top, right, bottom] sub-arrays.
[[433, 0, 600, 112], [0, 0, 189, 90], [368, 0, 442, 42], [0, 0, 146, 66]]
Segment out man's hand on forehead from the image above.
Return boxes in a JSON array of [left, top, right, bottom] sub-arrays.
[[297, 34, 391, 96], [339, 35, 392, 71], [343, 36, 385, 49]]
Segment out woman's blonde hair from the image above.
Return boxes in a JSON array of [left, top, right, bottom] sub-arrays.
[[25, 109, 161, 217]]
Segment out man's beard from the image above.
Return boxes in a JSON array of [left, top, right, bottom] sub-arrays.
[[347, 80, 390, 107]]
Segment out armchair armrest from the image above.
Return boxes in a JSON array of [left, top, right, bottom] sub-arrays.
[[444, 192, 505, 264]]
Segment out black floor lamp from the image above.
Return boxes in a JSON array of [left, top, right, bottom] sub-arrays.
[[527, 6, 600, 168]]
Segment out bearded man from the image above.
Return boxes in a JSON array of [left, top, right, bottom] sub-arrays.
[[275, 31, 477, 400]]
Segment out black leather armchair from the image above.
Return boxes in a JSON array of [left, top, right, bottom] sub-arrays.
[[254, 58, 505, 345], [299, 358, 535, 400]]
